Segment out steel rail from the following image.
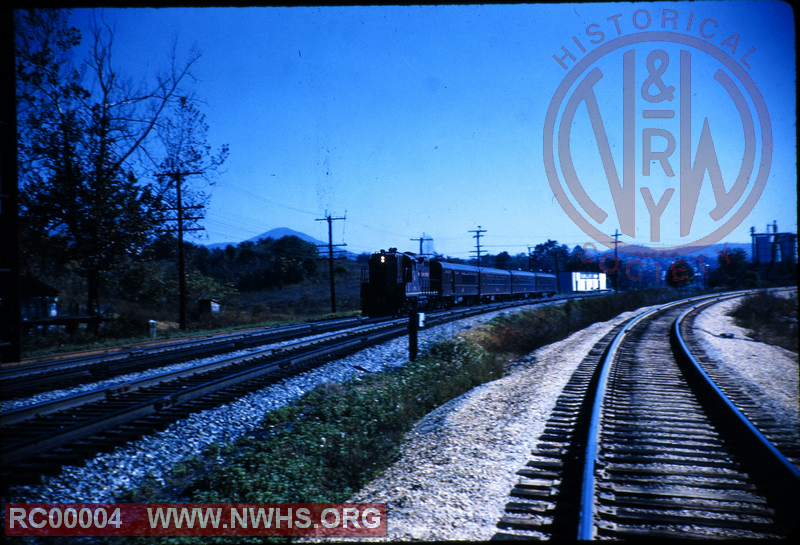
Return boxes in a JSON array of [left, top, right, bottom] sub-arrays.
[[0, 316, 370, 384], [575, 291, 751, 540], [0, 330, 398, 466], [576, 304, 661, 540], [0, 320, 397, 427], [672, 304, 800, 486], [1, 301, 524, 427], [4, 291, 599, 382]]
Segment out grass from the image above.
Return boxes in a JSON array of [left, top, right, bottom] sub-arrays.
[[21, 262, 365, 360], [105, 287, 723, 544], [727, 290, 798, 352]]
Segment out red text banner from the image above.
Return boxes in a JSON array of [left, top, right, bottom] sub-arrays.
[[5, 503, 386, 537]]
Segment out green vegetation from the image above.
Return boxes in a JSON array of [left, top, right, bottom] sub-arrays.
[[727, 290, 798, 352], [120, 338, 498, 506]]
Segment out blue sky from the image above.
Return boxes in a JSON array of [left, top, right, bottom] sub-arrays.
[[66, 2, 796, 259]]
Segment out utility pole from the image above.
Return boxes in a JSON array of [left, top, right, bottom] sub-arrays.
[[316, 214, 347, 313], [158, 170, 203, 330], [610, 228, 620, 292], [469, 226, 486, 299], [469, 226, 486, 266], [410, 234, 433, 256]]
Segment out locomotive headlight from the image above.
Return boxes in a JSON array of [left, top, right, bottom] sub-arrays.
[[380, 256, 385, 263]]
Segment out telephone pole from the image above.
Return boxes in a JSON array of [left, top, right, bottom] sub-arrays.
[[469, 226, 486, 266], [158, 170, 204, 329], [469, 226, 486, 299], [410, 234, 433, 256], [610, 228, 620, 292], [316, 214, 347, 313]]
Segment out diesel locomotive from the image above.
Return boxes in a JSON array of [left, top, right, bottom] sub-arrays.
[[361, 248, 557, 317]]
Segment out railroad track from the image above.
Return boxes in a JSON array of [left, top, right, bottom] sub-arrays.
[[0, 318, 408, 487], [0, 316, 374, 401], [495, 291, 799, 540], [0, 298, 552, 490], [3, 292, 594, 405]]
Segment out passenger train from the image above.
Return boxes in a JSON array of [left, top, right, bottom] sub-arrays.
[[361, 248, 558, 317]]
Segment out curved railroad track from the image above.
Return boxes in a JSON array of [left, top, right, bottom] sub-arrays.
[[495, 291, 799, 540]]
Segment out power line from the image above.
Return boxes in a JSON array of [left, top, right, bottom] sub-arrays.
[[216, 179, 318, 217]]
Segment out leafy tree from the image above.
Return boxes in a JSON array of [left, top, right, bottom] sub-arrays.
[[665, 259, 695, 288], [15, 10, 84, 181], [494, 251, 512, 270], [529, 239, 569, 273], [708, 248, 756, 288], [16, 10, 84, 281], [152, 96, 229, 231], [241, 236, 319, 290], [195, 236, 319, 291], [566, 245, 591, 272], [150, 96, 229, 328]]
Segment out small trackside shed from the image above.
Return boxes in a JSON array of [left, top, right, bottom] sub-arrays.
[[559, 271, 607, 293]]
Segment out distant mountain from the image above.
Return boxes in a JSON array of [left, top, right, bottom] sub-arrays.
[[246, 227, 326, 247], [206, 227, 357, 259], [205, 228, 324, 250]]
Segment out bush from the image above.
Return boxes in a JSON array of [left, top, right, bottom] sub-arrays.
[[727, 290, 798, 352]]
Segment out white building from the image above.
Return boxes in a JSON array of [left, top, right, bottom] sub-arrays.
[[559, 271, 607, 293]]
